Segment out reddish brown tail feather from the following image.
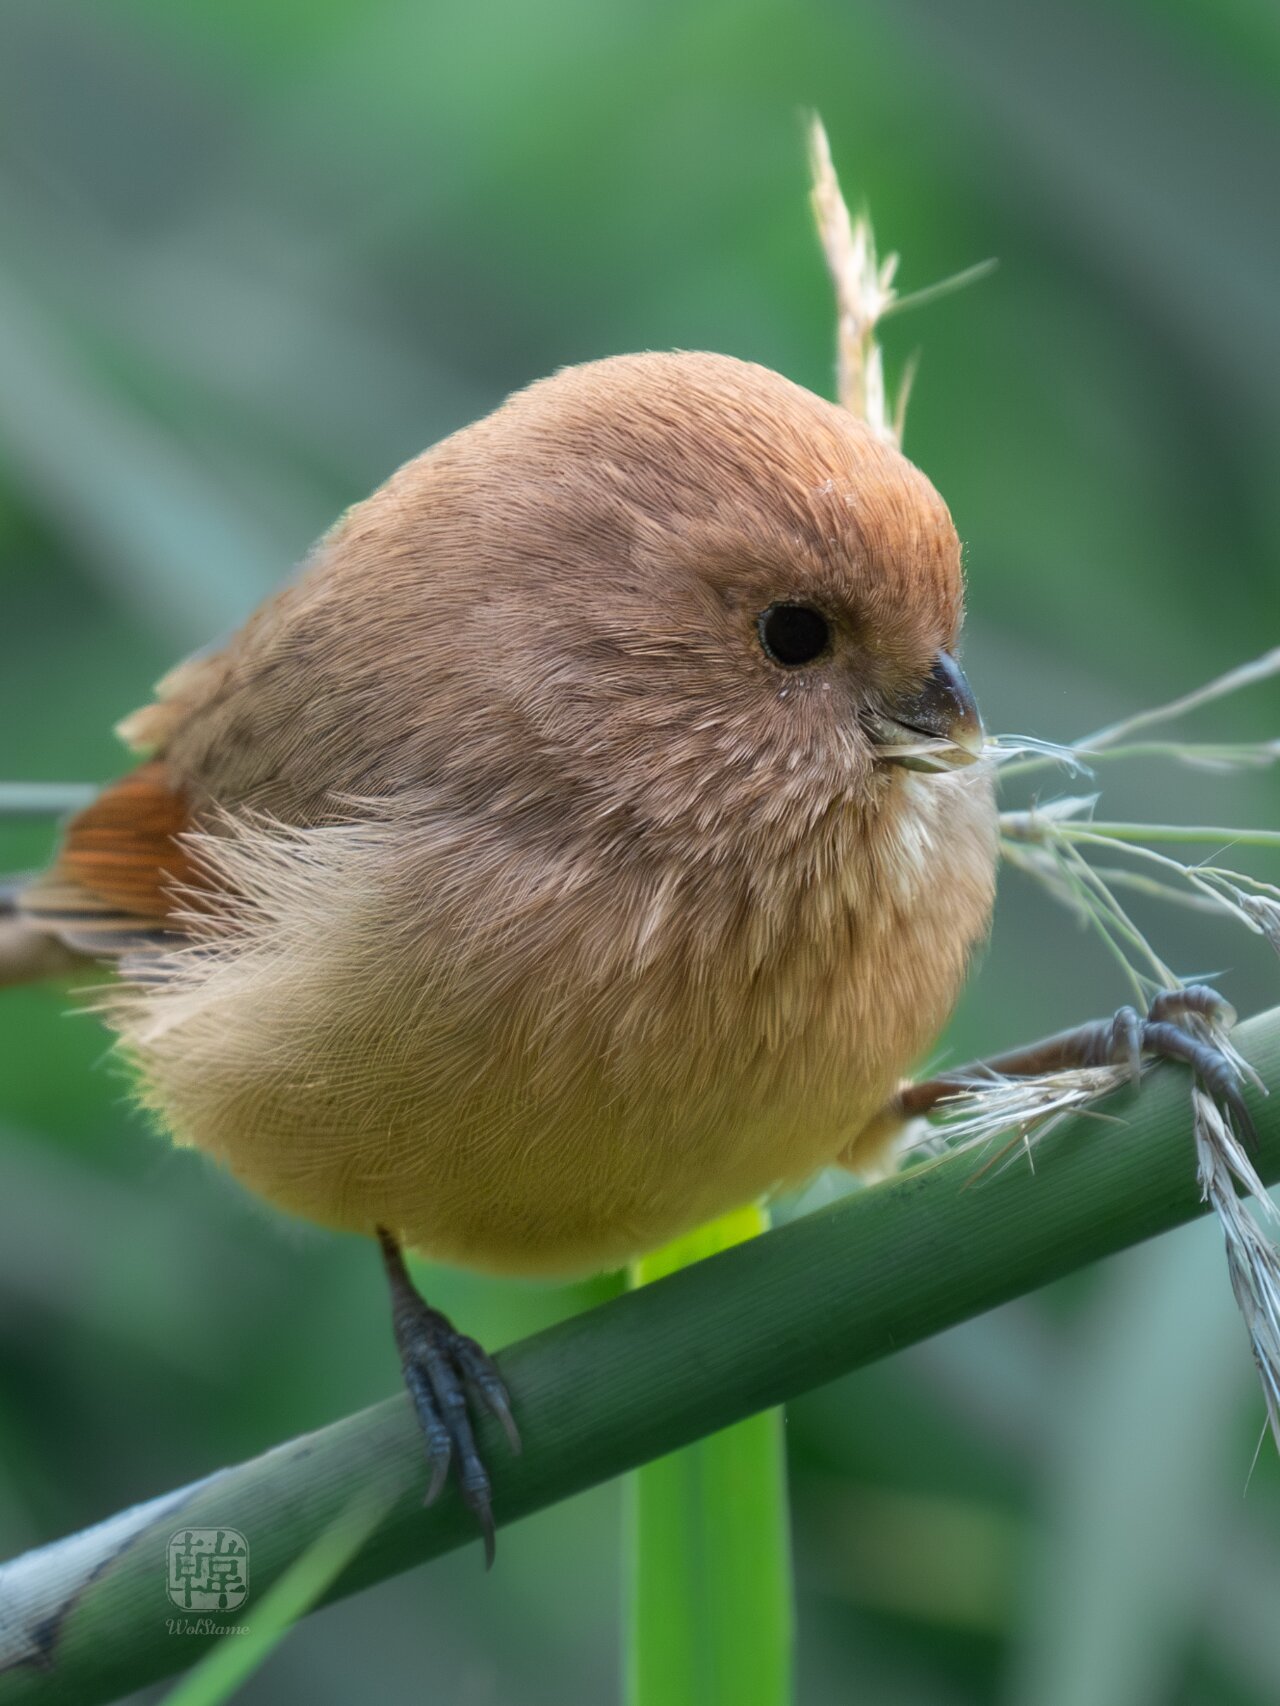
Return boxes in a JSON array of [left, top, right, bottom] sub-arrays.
[[14, 761, 197, 964]]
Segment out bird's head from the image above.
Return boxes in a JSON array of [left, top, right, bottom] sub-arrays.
[[356, 350, 991, 879]]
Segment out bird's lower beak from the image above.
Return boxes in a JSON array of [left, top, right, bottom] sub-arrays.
[[869, 651, 986, 773]]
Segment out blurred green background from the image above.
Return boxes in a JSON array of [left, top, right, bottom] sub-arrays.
[[1, 1, 1278, 1701]]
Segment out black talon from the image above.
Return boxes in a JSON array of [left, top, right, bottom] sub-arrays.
[[1105, 1006, 1144, 1082], [1103, 989, 1257, 1146], [452, 1333, 524, 1454], [376, 1226, 521, 1568]]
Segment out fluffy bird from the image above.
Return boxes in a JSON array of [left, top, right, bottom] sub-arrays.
[[5, 351, 999, 1556]]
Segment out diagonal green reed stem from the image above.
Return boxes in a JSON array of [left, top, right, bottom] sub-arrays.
[[1, 1006, 1278, 1706]]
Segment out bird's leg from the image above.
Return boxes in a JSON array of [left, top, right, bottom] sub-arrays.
[[848, 985, 1255, 1167], [376, 1226, 521, 1567]]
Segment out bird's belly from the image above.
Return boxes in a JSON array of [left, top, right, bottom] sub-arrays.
[[121, 915, 976, 1273], [189, 1054, 886, 1277], [118, 770, 994, 1276]]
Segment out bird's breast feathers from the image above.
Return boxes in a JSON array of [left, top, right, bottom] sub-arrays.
[[103, 763, 996, 1275]]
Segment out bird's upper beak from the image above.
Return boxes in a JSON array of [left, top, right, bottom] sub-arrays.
[[868, 651, 986, 773]]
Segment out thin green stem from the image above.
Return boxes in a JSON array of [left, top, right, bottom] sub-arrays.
[[0, 784, 95, 819], [995, 740, 1280, 782], [1075, 647, 1280, 752], [1001, 816, 1280, 850], [160, 1493, 394, 1706]]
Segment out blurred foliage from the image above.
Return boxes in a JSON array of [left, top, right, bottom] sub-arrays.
[[0, 1, 1277, 1702]]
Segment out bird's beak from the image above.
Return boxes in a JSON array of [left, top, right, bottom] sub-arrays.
[[869, 651, 986, 773]]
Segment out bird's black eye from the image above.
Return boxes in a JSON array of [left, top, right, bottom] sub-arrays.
[[757, 603, 830, 667]]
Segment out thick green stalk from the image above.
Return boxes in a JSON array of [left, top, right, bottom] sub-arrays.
[[2, 1006, 1279, 1706], [625, 1205, 792, 1706]]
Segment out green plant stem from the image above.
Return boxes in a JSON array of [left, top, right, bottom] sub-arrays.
[[1002, 816, 1280, 849], [625, 1204, 792, 1706], [159, 1491, 394, 1706], [2, 1006, 1279, 1706]]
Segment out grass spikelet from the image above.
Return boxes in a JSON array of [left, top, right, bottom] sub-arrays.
[[947, 646, 1280, 1443]]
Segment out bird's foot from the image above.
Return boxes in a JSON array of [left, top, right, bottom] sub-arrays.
[[1077, 985, 1255, 1140], [890, 983, 1257, 1143], [376, 1227, 521, 1567]]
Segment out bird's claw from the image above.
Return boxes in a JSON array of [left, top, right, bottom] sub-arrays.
[[377, 1225, 521, 1566], [1086, 984, 1255, 1143], [394, 1298, 521, 1568]]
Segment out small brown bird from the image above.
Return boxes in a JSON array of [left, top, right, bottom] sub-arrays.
[[1, 349, 1123, 1556]]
